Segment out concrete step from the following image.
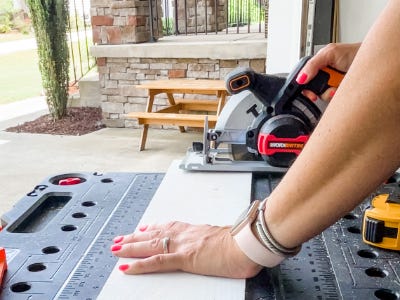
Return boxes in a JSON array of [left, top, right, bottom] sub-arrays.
[[69, 71, 101, 108]]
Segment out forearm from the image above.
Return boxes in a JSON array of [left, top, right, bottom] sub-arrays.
[[265, 0, 400, 249]]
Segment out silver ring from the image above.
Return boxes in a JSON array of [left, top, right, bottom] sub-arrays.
[[162, 237, 170, 254]]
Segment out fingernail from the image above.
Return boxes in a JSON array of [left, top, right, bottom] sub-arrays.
[[310, 94, 318, 102], [296, 72, 308, 84], [119, 264, 129, 272], [329, 90, 336, 98], [111, 244, 122, 252], [114, 236, 124, 244], [139, 225, 148, 232]]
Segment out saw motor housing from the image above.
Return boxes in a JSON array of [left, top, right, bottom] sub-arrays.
[[225, 56, 343, 167], [248, 109, 314, 167]]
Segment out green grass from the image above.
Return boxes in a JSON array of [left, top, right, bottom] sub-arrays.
[[0, 38, 95, 105], [0, 49, 43, 104]]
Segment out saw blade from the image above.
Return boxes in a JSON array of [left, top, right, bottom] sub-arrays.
[[230, 144, 260, 161]]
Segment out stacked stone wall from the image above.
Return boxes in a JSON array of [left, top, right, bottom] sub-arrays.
[[97, 57, 265, 127]]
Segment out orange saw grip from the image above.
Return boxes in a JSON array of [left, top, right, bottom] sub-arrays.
[[305, 66, 346, 95], [321, 66, 345, 89]]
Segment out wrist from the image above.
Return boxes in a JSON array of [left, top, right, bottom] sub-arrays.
[[231, 199, 301, 267]]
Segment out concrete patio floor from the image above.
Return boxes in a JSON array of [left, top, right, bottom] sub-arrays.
[[0, 103, 202, 218]]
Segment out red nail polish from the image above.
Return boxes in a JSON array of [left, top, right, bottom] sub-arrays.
[[329, 90, 336, 98], [310, 94, 318, 102], [119, 264, 129, 272], [296, 72, 308, 84], [139, 225, 148, 232], [111, 244, 122, 252], [114, 236, 123, 244]]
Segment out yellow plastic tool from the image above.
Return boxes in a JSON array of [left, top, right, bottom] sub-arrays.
[[363, 186, 400, 250]]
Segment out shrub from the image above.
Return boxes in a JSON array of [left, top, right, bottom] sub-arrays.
[[0, 23, 11, 33], [27, 0, 70, 120], [0, 0, 13, 33]]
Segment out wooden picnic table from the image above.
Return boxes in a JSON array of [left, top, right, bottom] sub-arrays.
[[126, 79, 228, 151]]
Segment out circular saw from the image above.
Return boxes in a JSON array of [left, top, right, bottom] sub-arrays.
[[180, 56, 344, 172]]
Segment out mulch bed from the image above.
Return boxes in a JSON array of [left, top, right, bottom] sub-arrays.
[[6, 107, 105, 136]]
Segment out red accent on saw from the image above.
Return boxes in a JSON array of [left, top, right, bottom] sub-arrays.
[[59, 177, 82, 185], [258, 134, 309, 156], [0, 247, 7, 287]]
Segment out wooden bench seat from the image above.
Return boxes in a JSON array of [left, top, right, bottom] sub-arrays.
[[174, 99, 219, 112], [126, 112, 217, 127]]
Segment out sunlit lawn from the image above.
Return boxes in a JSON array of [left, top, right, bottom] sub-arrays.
[[0, 37, 94, 105], [0, 49, 43, 105]]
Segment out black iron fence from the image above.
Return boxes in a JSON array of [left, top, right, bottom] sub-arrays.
[[160, 0, 266, 37], [67, 0, 95, 86], [67, 0, 265, 81]]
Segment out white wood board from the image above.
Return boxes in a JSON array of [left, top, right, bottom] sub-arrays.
[[98, 160, 253, 300]]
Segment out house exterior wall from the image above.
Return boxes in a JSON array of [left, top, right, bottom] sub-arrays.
[[90, 0, 267, 128], [97, 56, 265, 128]]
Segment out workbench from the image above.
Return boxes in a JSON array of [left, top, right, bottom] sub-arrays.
[[1, 164, 400, 299], [126, 79, 228, 150]]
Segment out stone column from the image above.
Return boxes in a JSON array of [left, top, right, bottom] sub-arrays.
[[90, 0, 163, 45]]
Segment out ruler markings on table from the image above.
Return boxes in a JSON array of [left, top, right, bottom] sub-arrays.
[[57, 174, 163, 299], [56, 176, 139, 298]]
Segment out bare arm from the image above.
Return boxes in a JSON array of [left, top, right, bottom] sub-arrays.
[[110, 0, 400, 278], [266, 0, 400, 249]]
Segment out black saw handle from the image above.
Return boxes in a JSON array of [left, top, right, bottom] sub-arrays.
[[225, 67, 287, 104], [225, 56, 345, 111], [306, 66, 345, 95]]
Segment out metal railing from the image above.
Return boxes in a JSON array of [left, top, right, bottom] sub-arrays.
[[159, 0, 266, 37], [67, 0, 95, 86]]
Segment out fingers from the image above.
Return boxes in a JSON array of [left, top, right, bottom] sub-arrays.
[[302, 87, 336, 103], [112, 223, 177, 258], [112, 224, 185, 275], [119, 253, 183, 275], [113, 222, 170, 245], [321, 87, 336, 102], [302, 90, 318, 102], [296, 43, 359, 88], [296, 53, 330, 85], [111, 237, 167, 258], [296, 43, 344, 85], [114, 229, 162, 245]]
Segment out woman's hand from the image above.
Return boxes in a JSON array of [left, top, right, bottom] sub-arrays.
[[297, 43, 361, 101], [111, 221, 263, 278]]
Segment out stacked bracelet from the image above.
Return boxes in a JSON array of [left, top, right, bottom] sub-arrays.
[[230, 198, 301, 267], [255, 199, 301, 258]]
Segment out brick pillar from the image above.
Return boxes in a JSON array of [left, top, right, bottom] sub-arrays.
[[90, 0, 163, 45]]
